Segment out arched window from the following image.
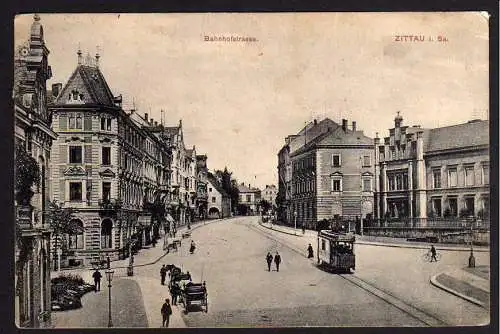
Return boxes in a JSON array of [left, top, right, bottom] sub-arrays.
[[101, 219, 113, 249], [68, 219, 84, 249]]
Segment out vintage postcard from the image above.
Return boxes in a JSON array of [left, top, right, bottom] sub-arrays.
[[13, 12, 490, 328]]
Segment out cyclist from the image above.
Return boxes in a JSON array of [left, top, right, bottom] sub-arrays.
[[430, 245, 438, 262]]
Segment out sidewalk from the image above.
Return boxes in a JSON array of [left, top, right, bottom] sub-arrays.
[[430, 266, 490, 309], [259, 221, 490, 252]]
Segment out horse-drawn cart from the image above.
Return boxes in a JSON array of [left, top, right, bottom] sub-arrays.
[[180, 282, 208, 314]]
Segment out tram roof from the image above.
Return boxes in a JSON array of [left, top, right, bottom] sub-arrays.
[[318, 230, 356, 242]]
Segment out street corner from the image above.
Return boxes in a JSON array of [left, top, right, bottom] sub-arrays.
[[430, 268, 490, 308]]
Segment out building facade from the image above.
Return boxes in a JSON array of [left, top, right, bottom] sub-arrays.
[[196, 155, 209, 220], [261, 184, 278, 207], [14, 14, 56, 327], [374, 113, 489, 226], [279, 118, 375, 230], [207, 173, 231, 218], [237, 183, 261, 215]]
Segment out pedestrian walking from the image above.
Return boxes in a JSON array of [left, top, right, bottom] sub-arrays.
[[171, 282, 179, 305], [274, 251, 281, 272], [430, 245, 438, 262], [266, 252, 273, 271], [92, 269, 102, 292], [302, 225, 306, 234], [307, 243, 314, 258], [161, 298, 172, 327], [160, 264, 167, 285]]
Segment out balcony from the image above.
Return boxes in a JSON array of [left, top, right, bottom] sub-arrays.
[[98, 198, 122, 210]]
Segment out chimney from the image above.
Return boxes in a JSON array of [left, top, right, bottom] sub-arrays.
[[352, 121, 357, 132], [342, 119, 348, 132], [52, 83, 62, 98], [249, 184, 251, 188], [154, 121, 158, 126], [144, 113, 148, 122]]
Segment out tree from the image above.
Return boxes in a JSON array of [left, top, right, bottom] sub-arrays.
[[15, 145, 40, 206], [46, 200, 81, 270], [260, 199, 272, 214]]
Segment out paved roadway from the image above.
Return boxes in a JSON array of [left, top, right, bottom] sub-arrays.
[[53, 216, 489, 327], [147, 216, 490, 327]]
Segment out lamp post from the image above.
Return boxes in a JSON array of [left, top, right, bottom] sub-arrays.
[[105, 270, 114, 327], [294, 211, 297, 235], [468, 217, 476, 268]]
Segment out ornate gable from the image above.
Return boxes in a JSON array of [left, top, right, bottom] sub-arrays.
[[63, 166, 86, 176]]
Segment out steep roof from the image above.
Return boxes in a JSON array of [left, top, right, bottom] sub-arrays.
[[206, 173, 228, 196], [238, 183, 260, 193], [425, 120, 489, 153], [54, 65, 115, 106]]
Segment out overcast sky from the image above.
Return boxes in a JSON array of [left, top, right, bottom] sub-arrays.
[[14, 13, 489, 189]]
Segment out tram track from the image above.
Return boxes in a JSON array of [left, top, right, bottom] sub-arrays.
[[244, 219, 450, 327]]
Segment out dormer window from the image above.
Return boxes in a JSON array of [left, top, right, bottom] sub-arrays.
[[68, 89, 84, 103]]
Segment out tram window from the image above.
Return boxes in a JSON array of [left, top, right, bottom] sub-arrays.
[[321, 240, 326, 250]]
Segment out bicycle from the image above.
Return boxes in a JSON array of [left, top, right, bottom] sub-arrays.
[[422, 250, 441, 262]]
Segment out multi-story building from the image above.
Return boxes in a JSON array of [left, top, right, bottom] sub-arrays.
[[237, 183, 261, 215], [196, 155, 209, 220], [162, 121, 197, 227], [278, 118, 375, 230], [261, 184, 278, 207], [49, 51, 159, 266], [374, 113, 489, 225], [207, 173, 231, 218], [14, 14, 56, 327]]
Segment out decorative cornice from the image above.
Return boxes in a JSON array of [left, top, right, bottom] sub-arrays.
[[64, 165, 87, 176]]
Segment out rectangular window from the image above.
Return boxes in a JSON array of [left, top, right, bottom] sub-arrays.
[[101, 118, 106, 130], [332, 154, 341, 167], [332, 179, 341, 192], [69, 146, 82, 164], [363, 155, 371, 167], [107, 119, 112, 131], [68, 233, 84, 249], [212, 197, 216, 203], [388, 175, 395, 191], [69, 182, 82, 201], [321, 239, 326, 250], [433, 169, 441, 188], [482, 164, 489, 184], [465, 167, 474, 186], [448, 168, 457, 187], [76, 116, 82, 129], [69, 115, 76, 129], [363, 178, 372, 191], [448, 198, 458, 217], [102, 182, 111, 201], [102, 147, 111, 165], [396, 174, 402, 190], [246, 195, 251, 202], [433, 198, 442, 216]]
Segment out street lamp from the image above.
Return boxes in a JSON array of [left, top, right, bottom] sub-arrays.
[[468, 217, 476, 268], [105, 270, 114, 327], [294, 211, 297, 235]]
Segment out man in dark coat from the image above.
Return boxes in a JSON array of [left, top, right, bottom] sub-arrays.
[[160, 264, 167, 285], [92, 269, 102, 292], [430, 245, 438, 262], [266, 252, 273, 271], [274, 251, 281, 272], [171, 282, 179, 305], [307, 244, 314, 258], [161, 298, 172, 327]]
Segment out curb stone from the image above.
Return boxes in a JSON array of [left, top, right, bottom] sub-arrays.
[[429, 274, 486, 308]]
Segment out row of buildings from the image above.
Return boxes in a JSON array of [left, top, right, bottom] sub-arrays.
[[13, 15, 232, 327], [277, 113, 489, 230]]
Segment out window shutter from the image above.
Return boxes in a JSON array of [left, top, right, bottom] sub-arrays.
[[59, 115, 67, 130], [60, 145, 67, 163], [60, 180, 66, 202], [84, 115, 92, 131], [84, 145, 92, 163]]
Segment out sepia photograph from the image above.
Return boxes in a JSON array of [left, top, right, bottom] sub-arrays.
[[13, 12, 491, 328]]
